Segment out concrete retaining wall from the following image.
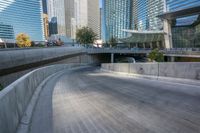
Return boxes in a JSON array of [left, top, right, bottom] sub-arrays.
[[101, 63, 200, 80], [0, 47, 84, 70], [0, 64, 80, 133], [0, 54, 99, 87]]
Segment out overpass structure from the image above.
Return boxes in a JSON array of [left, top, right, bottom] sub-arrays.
[[87, 48, 200, 62], [1, 47, 200, 133], [1, 65, 200, 133]]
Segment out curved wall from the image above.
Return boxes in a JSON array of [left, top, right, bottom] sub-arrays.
[[0, 64, 80, 133]]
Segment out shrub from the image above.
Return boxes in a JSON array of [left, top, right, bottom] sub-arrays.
[[16, 33, 31, 48], [148, 48, 164, 62], [0, 84, 3, 91]]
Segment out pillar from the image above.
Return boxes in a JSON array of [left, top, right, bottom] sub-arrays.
[[111, 53, 114, 63], [143, 43, 146, 49], [156, 41, 160, 49], [170, 56, 175, 62], [135, 43, 138, 48], [150, 42, 153, 49], [163, 19, 173, 49]]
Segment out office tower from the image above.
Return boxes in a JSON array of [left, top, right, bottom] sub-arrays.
[[132, 0, 164, 31], [0, 0, 44, 41], [42, 0, 49, 39], [49, 17, 58, 35], [166, 0, 200, 11], [103, 0, 132, 41], [0, 23, 14, 40], [88, 0, 100, 39], [73, 0, 88, 39], [48, 0, 74, 37], [42, 0, 48, 14], [147, 0, 164, 30], [48, 0, 100, 40], [43, 14, 49, 39], [73, 0, 100, 39]]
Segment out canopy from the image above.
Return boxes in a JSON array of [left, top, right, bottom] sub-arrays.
[[120, 33, 164, 43]]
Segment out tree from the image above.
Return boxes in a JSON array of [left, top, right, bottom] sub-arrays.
[[16, 33, 31, 48], [0, 84, 3, 91], [109, 36, 118, 47], [76, 27, 97, 45], [148, 48, 164, 62]]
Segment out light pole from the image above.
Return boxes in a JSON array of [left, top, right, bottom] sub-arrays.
[[0, 38, 7, 48]]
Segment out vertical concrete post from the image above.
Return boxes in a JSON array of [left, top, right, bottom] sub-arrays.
[[111, 53, 114, 63], [136, 43, 138, 48], [150, 42, 153, 49], [143, 43, 146, 49], [163, 19, 173, 49], [157, 41, 160, 49], [170, 56, 175, 62]]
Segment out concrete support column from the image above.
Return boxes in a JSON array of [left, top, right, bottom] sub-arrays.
[[111, 53, 114, 63], [163, 19, 173, 49], [157, 41, 160, 49], [150, 42, 153, 49], [135, 43, 138, 48], [170, 56, 175, 62], [143, 43, 146, 49]]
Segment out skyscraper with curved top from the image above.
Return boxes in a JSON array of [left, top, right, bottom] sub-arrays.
[[0, 0, 44, 41]]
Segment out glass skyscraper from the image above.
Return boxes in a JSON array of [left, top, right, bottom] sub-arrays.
[[42, 0, 48, 14], [132, 0, 164, 31], [166, 0, 200, 11], [103, 0, 132, 41], [102, 0, 164, 41], [0, 23, 14, 39], [0, 0, 44, 41]]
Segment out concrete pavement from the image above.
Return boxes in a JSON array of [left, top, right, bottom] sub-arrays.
[[30, 67, 200, 133]]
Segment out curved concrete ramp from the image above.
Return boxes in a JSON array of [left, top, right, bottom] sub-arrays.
[[30, 67, 200, 133]]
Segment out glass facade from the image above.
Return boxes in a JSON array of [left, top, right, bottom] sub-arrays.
[[132, 0, 164, 31], [0, 23, 14, 39], [103, 0, 132, 41], [0, 0, 44, 41], [166, 0, 200, 11], [42, 0, 47, 14], [171, 21, 200, 48], [166, 0, 200, 48]]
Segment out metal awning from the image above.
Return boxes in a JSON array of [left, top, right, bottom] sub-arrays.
[[120, 33, 164, 43], [158, 5, 200, 20], [122, 29, 164, 34]]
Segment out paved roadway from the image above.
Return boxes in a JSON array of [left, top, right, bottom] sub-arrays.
[[30, 67, 200, 133]]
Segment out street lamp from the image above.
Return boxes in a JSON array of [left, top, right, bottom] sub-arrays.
[[0, 38, 7, 48]]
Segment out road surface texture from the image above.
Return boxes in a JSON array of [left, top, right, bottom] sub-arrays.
[[30, 67, 200, 133]]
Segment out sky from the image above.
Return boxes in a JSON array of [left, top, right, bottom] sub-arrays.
[[99, 0, 102, 8]]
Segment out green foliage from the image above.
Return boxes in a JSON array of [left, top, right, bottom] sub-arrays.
[[0, 84, 3, 91], [76, 27, 97, 45], [148, 48, 164, 62], [109, 36, 118, 47]]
